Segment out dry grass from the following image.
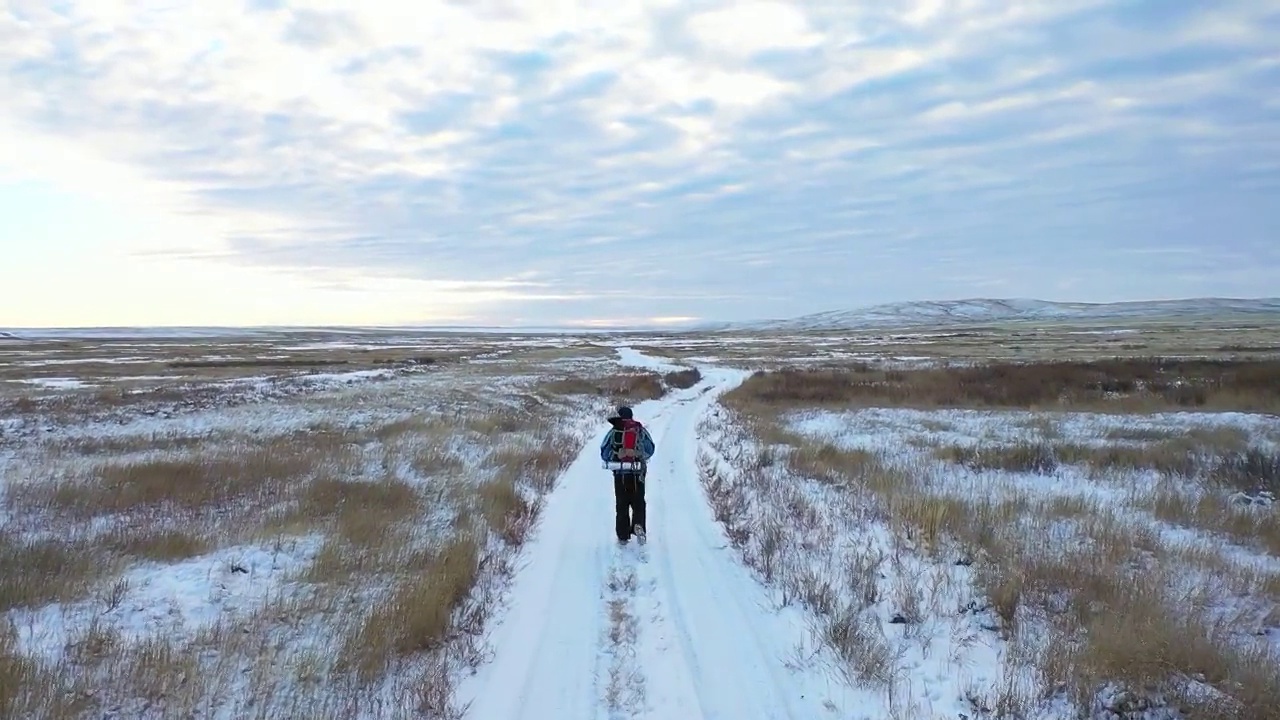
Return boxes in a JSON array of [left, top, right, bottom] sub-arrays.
[[5, 430, 364, 580], [1214, 447, 1280, 494], [480, 434, 578, 546], [929, 434, 1280, 497], [636, 316, 1280, 370], [932, 442, 1059, 474], [0, 624, 68, 719], [873, 463, 1278, 716], [727, 358, 1280, 414], [969, 513, 1280, 719], [0, 530, 109, 613], [0, 334, 469, 384], [539, 372, 666, 403], [99, 525, 209, 562], [0, 344, 593, 719], [37, 447, 326, 518], [663, 367, 703, 389], [709, 364, 1280, 718], [338, 534, 482, 685], [301, 475, 424, 553], [1147, 483, 1280, 555]]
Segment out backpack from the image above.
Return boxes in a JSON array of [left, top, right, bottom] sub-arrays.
[[610, 419, 643, 462]]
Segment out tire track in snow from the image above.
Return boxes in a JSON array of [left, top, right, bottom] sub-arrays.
[[457, 438, 616, 720], [458, 373, 694, 720], [638, 366, 818, 720], [600, 548, 645, 719], [598, 401, 704, 720]]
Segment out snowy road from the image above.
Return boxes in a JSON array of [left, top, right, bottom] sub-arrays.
[[459, 356, 848, 720]]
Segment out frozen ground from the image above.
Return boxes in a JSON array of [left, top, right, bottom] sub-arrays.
[[458, 363, 864, 720], [11, 535, 325, 665], [699, 397, 1280, 718], [3, 330, 1278, 719], [0, 336, 640, 718]]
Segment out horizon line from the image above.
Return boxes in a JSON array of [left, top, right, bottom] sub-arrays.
[[4, 294, 1280, 335]]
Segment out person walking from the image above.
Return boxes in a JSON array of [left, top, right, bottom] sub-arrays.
[[599, 405, 655, 543]]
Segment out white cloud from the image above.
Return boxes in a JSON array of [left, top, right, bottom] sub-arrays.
[[2, 0, 1277, 327], [916, 82, 1098, 123], [686, 2, 824, 57], [815, 47, 933, 96], [902, 0, 945, 27]]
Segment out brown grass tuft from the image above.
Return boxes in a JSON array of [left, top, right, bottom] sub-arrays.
[[300, 476, 422, 541], [786, 443, 914, 498], [0, 530, 108, 612], [477, 475, 537, 547], [100, 525, 209, 562], [1147, 483, 1280, 555], [0, 624, 67, 719], [663, 367, 703, 389], [933, 442, 1059, 474], [931, 435, 1277, 495], [540, 372, 666, 403], [14, 431, 359, 523], [340, 534, 482, 685], [1214, 447, 1280, 494], [725, 358, 1280, 413]]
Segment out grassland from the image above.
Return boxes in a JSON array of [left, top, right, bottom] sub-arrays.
[[628, 315, 1280, 369], [703, 340, 1280, 719], [4, 316, 1279, 719], [0, 330, 675, 719]]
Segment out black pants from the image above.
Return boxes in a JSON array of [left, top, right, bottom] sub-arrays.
[[613, 470, 646, 540]]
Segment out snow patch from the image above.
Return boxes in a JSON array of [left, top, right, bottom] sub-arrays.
[[11, 536, 322, 662], [613, 346, 685, 373], [297, 368, 396, 385], [18, 377, 92, 389]]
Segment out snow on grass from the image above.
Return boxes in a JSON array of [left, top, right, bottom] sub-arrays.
[[698, 416, 1015, 718], [0, 368, 460, 455], [296, 368, 397, 385], [703, 388, 1280, 718], [12, 535, 323, 664], [0, 341, 616, 719]]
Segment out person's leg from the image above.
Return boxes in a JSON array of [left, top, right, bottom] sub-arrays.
[[613, 472, 631, 541], [632, 468, 647, 534]]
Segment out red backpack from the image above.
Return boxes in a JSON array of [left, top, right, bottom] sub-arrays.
[[612, 419, 643, 461]]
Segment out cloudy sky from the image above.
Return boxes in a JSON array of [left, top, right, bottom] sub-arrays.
[[2, 1, 1277, 328]]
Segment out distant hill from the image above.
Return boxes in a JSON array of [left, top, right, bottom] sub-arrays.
[[711, 297, 1280, 332], [7, 298, 1279, 339]]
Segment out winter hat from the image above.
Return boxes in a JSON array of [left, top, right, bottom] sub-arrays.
[[616, 406, 633, 419]]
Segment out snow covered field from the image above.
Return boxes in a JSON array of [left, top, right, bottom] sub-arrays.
[[701, 364, 1280, 719], [3, 329, 1279, 719], [0, 335, 667, 718]]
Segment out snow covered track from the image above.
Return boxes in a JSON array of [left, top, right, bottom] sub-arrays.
[[459, 357, 846, 720]]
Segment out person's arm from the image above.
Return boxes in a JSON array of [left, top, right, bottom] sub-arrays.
[[640, 427, 656, 459], [600, 432, 612, 462]]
